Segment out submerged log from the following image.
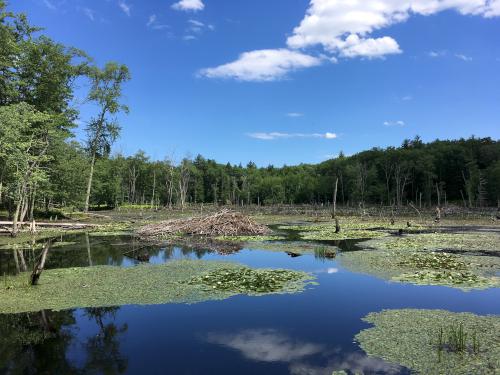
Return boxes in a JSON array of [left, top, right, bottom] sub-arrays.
[[31, 241, 52, 286], [0, 221, 98, 228]]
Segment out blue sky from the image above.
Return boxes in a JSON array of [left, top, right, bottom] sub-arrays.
[[11, 0, 500, 166]]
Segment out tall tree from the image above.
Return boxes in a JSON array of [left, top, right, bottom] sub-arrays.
[[0, 103, 55, 235], [84, 62, 130, 212]]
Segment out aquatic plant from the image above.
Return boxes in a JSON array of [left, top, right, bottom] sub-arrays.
[[436, 322, 481, 357], [361, 232, 500, 253], [314, 246, 337, 260], [339, 248, 500, 289], [0, 260, 316, 314], [395, 269, 496, 288], [355, 309, 500, 374], [188, 267, 315, 295]]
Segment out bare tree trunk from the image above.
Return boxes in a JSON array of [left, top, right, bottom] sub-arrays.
[[18, 249, 27, 272], [31, 241, 51, 285], [13, 249, 20, 273], [151, 170, 156, 209], [331, 177, 338, 219], [84, 153, 96, 213], [11, 185, 24, 237], [436, 183, 441, 207], [86, 232, 93, 266]]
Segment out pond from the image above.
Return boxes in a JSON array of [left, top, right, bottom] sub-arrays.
[[1, 233, 500, 374]]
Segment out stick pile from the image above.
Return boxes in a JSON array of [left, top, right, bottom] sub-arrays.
[[137, 209, 271, 237]]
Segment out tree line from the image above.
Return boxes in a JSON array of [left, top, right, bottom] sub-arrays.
[[1, 3, 499, 235], [60, 136, 498, 211]]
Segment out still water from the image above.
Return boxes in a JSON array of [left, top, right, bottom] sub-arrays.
[[1, 234, 500, 374]]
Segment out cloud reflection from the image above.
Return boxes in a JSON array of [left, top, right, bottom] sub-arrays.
[[206, 329, 322, 362], [205, 329, 403, 374], [290, 351, 402, 375]]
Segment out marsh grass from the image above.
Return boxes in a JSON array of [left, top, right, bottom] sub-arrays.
[[436, 322, 481, 359], [314, 246, 337, 260]]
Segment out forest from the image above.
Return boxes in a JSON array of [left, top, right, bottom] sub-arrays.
[[1, 1, 499, 231]]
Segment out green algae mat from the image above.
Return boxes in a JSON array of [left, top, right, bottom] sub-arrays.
[[361, 231, 500, 253], [278, 222, 389, 241], [355, 309, 500, 375], [339, 248, 500, 289], [0, 260, 316, 314], [339, 230, 500, 289]]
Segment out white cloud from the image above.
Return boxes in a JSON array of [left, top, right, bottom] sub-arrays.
[[82, 7, 95, 21], [172, 0, 204, 12], [147, 14, 156, 27], [384, 120, 405, 127], [455, 53, 473, 61], [183, 35, 197, 41], [338, 35, 401, 59], [188, 19, 204, 27], [43, 0, 56, 10], [147, 14, 169, 30], [200, 0, 499, 81], [401, 95, 413, 101], [287, 0, 499, 59], [428, 50, 447, 58], [185, 19, 214, 37], [118, 1, 131, 16], [199, 49, 322, 81], [286, 112, 304, 117], [247, 132, 337, 140]]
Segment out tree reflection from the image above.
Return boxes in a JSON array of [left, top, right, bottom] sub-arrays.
[[0, 306, 129, 374], [0, 309, 77, 373], [82, 307, 128, 374]]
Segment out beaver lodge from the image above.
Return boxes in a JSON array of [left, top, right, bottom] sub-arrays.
[[137, 210, 271, 238]]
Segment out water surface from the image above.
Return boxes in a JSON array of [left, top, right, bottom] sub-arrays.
[[1, 234, 499, 374]]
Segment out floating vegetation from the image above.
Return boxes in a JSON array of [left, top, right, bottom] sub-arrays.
[[398, 251, 467, 270], [0, 260, 316, 314], [188, 267, 315, 295], [355, 309, 500, 374], [395, 269, 496, 289], [361, 232, 500, 253], [277, 222, 388, 241], [339, 249, 500, 289]]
